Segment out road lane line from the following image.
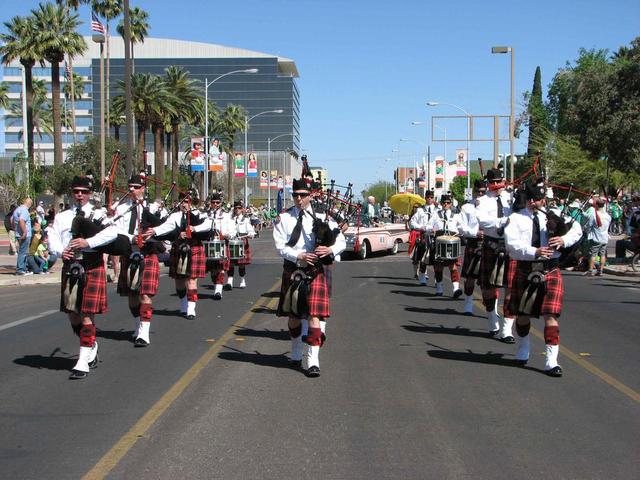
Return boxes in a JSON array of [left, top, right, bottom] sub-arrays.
[[82, 279, 281, 480], [0, 310, 59, 333], [472, 297, 640, 404]]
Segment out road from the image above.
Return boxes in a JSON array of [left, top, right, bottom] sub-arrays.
[[0, 234, 638, 479]]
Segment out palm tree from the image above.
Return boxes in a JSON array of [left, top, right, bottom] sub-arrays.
[[63, 71, 85, 101], [214, 104, 246, 201], [32, 2, 87, 169], [0, 82, 9, 110], [117, 6, 149, 71], [0, 14, 41, 172], [163, 66, 201, 187], [92, 0, 123, 136], [108, 96, 125, 141], [149, 89, 178, 199]]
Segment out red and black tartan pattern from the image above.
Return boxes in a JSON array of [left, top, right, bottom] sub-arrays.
[[323, 264, 333, 297], [60, 260, 107, 314], [508, 264, 564, 318], [433, 256, 462, 282], [277, 263, 331, 318], [230, 237, 252, 266], [501, 259, 518, 318], [169, 242, 207, 279], [479, 243, 512, 289], [117, 253, 159, 296]]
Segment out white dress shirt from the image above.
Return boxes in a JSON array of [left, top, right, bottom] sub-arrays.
[[409, 204, 439, 231], [476, 190, 512, 238], [231, 215, 256, 239], [273, 206, 346, 264], [505, 207, 583, 261], [429, 209, 460, 235], [458, 202, 480, 238], [48, 203, 118, 256]]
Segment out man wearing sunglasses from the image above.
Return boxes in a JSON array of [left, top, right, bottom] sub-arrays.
[[476, 168, 516, 343], [458, 179, 487, 314], [428, 193, 463, 297], [409, 190, 440, 285], [202, 193, 232, 300], [48, 175, 120, 379], [225, 201, 256, 290], [273, 178, 346, 377]]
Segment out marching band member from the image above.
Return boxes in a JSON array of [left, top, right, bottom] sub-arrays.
[[48, 175, 119, 379], [273, 178, 346, 377], [409, 190, 439, 285], [504, 182, 582, 377], [145, 191, 207, 319], [225, 200, 255, 290], [476, 168, 516, 342], [428, 193, 462, 297], [458, 180, 486, 314], [113, 174, 162, 346], [205, 193, 232, 300]]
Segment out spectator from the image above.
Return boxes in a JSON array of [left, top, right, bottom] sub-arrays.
[[26, 222, 46, 274], [36, 200, 46, 221], [585, 198, 611, 276], [45, 203, 56, 224], [4, 204, 18, 255], [12, 196, 33, 275]]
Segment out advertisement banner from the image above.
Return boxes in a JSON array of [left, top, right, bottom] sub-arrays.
[[417, 162, 426, 189], [435, 156, 444, 189], [190, 137, 205, 172], [277, 175, 284, 189], [285, 175, 292, 191], [234, 153, 245, 177], [455, 149, 468, 176], [259, 170, 268, 188], [270, 170, 278, 189], [247, 152, 258, 177]]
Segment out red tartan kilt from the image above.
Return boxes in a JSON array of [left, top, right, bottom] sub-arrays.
[[277, 263, 331, 318], [230, 237, 252, 265], [117, 253, 159, 296], [508, 265, 564, 318], [60, 260, 107, 314], [169, 243, 206, 279], [479, 244, 512, 288]]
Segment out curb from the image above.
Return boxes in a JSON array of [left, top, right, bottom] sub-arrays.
[[0, 271, 62, 287], [603, 267, 640, 278]]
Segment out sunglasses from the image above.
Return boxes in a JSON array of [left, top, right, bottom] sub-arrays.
[[129, 185, 144, 189], [442, 201, 451, 204], [292, 192, 310, 198], [73, 189, 90, 194]]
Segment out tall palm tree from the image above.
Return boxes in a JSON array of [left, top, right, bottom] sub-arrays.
[[63, 71, 85, 101], [214, 104, 246, 201], [0, 82, 9, 110], [92, 0, 123, 136], [32, 2, 87, 169], [117, 6, 149, 71], [0, 14, 41, 171], [108, 95, 125, 141], [149, 91, 177, 199], [163, 66, 201, 187]]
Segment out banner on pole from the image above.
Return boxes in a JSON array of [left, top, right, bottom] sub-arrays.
[[247, 152, 258, 177], [259, 170, 268, 188], [190, 137, 205, 172], [455, 149, 468, 176], [234, 153, 245, 177], [435, 156, 444, 189], [270, 170, 278, 189]]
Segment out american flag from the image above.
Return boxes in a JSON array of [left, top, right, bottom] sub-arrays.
[[91, 11, 106, 34]]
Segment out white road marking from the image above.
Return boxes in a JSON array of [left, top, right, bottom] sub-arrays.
[[0, 309, 59, 333]]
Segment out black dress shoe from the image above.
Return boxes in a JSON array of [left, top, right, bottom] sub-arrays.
[[435, 292, 443, 297], [289, 359, 302, 369], [134, 337, 149, 348], [488, 330, 500, 338], [545, 366, 563, 377], [513, 359, 528, 367], [213, 292, 222, 300], [305, 366, 321, 378], [500, 336, 516, 344], [88, 344, 99, 369], [69, 369, 88, 380], [223, 284, 232, 291], [186, 314, 195, 320], [453, 289, 463, 299]]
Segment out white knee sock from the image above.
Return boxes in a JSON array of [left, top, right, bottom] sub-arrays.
[[545, 344, 560, 369], [515, 335, 530, 362], [72, 346, 93, 373]]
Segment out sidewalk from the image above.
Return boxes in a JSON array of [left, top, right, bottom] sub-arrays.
[[0, 253, 62, 286]]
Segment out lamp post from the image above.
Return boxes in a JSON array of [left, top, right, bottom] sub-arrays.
[[400, 137, 428, 195], [244, 109, 284, 206], [427, 101, 471, 192], [491, 46, 515, 182], [92, 33, 106, 185], [391, 148, 400, 193], [204, 68, 258, 199], [267, 133, 295, 211]]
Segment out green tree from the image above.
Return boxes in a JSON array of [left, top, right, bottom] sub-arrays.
[[117, 6, 149, 69], [361, 180, 394, 204], [526, 66, 548, 158], [63, 70, 85, 101], [0, 14, 41, 174], [108, 95, 125, 141], [32, 2, 87, 172], [0, 81, 9, 110], [449, 173, 482, 205]]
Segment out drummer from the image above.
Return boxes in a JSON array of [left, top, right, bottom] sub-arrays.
[[225, 201, 255, 290], [428, 193, 462, 297], [205, 193, 232, 300], [409, 190, 439, 285]]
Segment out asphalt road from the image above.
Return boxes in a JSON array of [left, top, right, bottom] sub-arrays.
[[0, 235, 638, 480]]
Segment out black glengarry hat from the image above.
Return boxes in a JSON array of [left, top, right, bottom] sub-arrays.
[[71, 175, 93, 190], [292, 178, 310, 191]]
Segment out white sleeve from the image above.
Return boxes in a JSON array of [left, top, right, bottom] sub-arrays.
[[86, 224, 119, 249], [48, 215, 65, 256], [505, 214, 537, 260], [153, 213, 180, 236], [409, 210, 424, 230], [273, 217, 299, 263], [560, 217, 583, 249], [192, 217, 213, 233], [328, 217, 346, 257]]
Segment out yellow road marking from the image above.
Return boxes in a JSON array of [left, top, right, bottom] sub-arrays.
[[82, 280, 281, 480], [472, 296, 640, 404]]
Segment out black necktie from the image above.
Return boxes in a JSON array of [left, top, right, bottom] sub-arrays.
[[128, 205, 138, 235], [497, 197, 504, 218], [286, 210, 305, 247], [180, 212, 187, 231], [532, 213, 541, 248]]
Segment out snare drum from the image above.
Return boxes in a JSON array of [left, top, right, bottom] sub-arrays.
[[435, 235, 461, 261], [228, 239, 245, 260], [203, 239, 226, 260]]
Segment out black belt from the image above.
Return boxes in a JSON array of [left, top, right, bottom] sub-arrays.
[[517, 258, 560, 272]]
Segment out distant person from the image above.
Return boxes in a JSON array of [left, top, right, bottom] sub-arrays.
[[585, 198, 611, 276], [12, 196, 33, 275], [4, 204, 18, 255]]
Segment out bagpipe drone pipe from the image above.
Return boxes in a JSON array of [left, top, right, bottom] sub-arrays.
[[70, 207, 131, 256]]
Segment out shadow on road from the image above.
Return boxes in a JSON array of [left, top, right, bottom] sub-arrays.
[[260, 291, 281, 298], [405, 306, 466, 316], [97, 328, 135, 342], [352, 275, 411, 280], [218, 346, 292, 369], [427, 348, 546, 375], [153, 308, 183, 317], [378, 281, 423, 288], [14, 348, 75, 371], [251, 307, 277, 315], [403, 322, 489, 339], [234, 327, 289, 341]]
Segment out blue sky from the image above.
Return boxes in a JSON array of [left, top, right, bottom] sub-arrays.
[[2, 0, 639, 193]]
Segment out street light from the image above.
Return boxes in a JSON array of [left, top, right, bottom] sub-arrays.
[[427, 101, 471, 192], [267, 133, 295, 211], [491, 46, 515, 182], [244, 109, 284, 206], [204, 68, 259, 199]]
